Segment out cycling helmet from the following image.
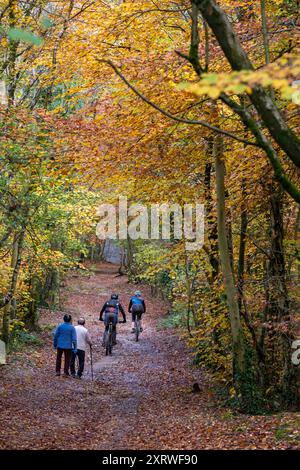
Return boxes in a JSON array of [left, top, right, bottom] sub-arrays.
[[134, 290, 141, 297], [111, 293, 118, 300]]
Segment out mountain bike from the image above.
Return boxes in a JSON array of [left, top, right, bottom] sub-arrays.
[[104, 319, 114, 356], [134, 313, 143, 342], [103, 316, 125, 356]]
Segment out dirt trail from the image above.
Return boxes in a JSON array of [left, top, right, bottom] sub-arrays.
[[0, 263, 298, 450]]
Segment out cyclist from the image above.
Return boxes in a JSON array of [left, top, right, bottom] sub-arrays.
[[99, 294, 126, 346], [128, 290, 146, 333]]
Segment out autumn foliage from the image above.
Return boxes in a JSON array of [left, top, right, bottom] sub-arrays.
[[0, 0, 299, 413]]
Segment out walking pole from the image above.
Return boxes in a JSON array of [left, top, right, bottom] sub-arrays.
[[90, 345, 94, 381]]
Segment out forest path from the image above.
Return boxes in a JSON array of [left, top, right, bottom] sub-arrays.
[[0, 263, 297, 450]]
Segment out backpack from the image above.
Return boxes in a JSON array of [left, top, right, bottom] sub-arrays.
[[131, 296, 144, 306], [105, 299, 119, 315], [131, 296, 144, 314]]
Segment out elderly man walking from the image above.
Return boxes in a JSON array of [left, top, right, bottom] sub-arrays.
[[53, 314, 77, 377], [70, 318, 92, 379]]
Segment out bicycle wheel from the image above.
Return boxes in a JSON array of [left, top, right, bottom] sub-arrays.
[[135, 318, 140, 342], [108, 324, 114, 355], [105, 324, 112, 356]]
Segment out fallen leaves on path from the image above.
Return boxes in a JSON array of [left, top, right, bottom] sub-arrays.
[[0, 263, 299, 450]]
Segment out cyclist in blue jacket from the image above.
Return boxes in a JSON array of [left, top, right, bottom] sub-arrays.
[[128, 291, 146, 333]]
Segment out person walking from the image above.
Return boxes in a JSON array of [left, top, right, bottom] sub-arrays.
[[70, 318, 92, 379], [53, 314, 77, 377]]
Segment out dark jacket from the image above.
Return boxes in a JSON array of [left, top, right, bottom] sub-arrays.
[[99, 300, 126, 322]]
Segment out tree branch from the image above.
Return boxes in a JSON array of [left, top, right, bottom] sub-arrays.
[[175, 3, 300, 202], [97, 59, 258, 147], [221, 94, 300, 203], [192, 0, 300, 169]]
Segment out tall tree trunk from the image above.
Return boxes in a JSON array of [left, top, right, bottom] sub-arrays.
[[2, 227, 26, 344], [203, 137, 224, 346], [214, 135, 246, 393], [204, 137, 219, 281], [237, 180, 248, 311], [263, 187, 298, 405]]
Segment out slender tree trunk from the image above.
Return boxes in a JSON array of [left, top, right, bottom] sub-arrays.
[[126, 237, 134, 270], [41, 239, 62, 309], [7, 0, 18, 106], [45, 0, 74, 108], [2, 227, 26, 344], [260, 0, 270, 65], [203, 137, 224, 346], [225, 191, 234, 270], [265, 189, 289, 323], [25, 275, 41, 330], [118, 247, 126, 276], [237, 180, 248, 311], [204, 137, 219, 281], [260, 0, 275, 100], [214, 135, 246, 392]]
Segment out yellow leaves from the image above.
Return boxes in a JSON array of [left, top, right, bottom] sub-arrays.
[[180, 53, 300, 102], [9, 319, 25, 333], [179, 70, 253, 99]]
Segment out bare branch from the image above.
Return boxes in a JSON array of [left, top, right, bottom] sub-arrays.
[[97, 59, 258, 147]]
